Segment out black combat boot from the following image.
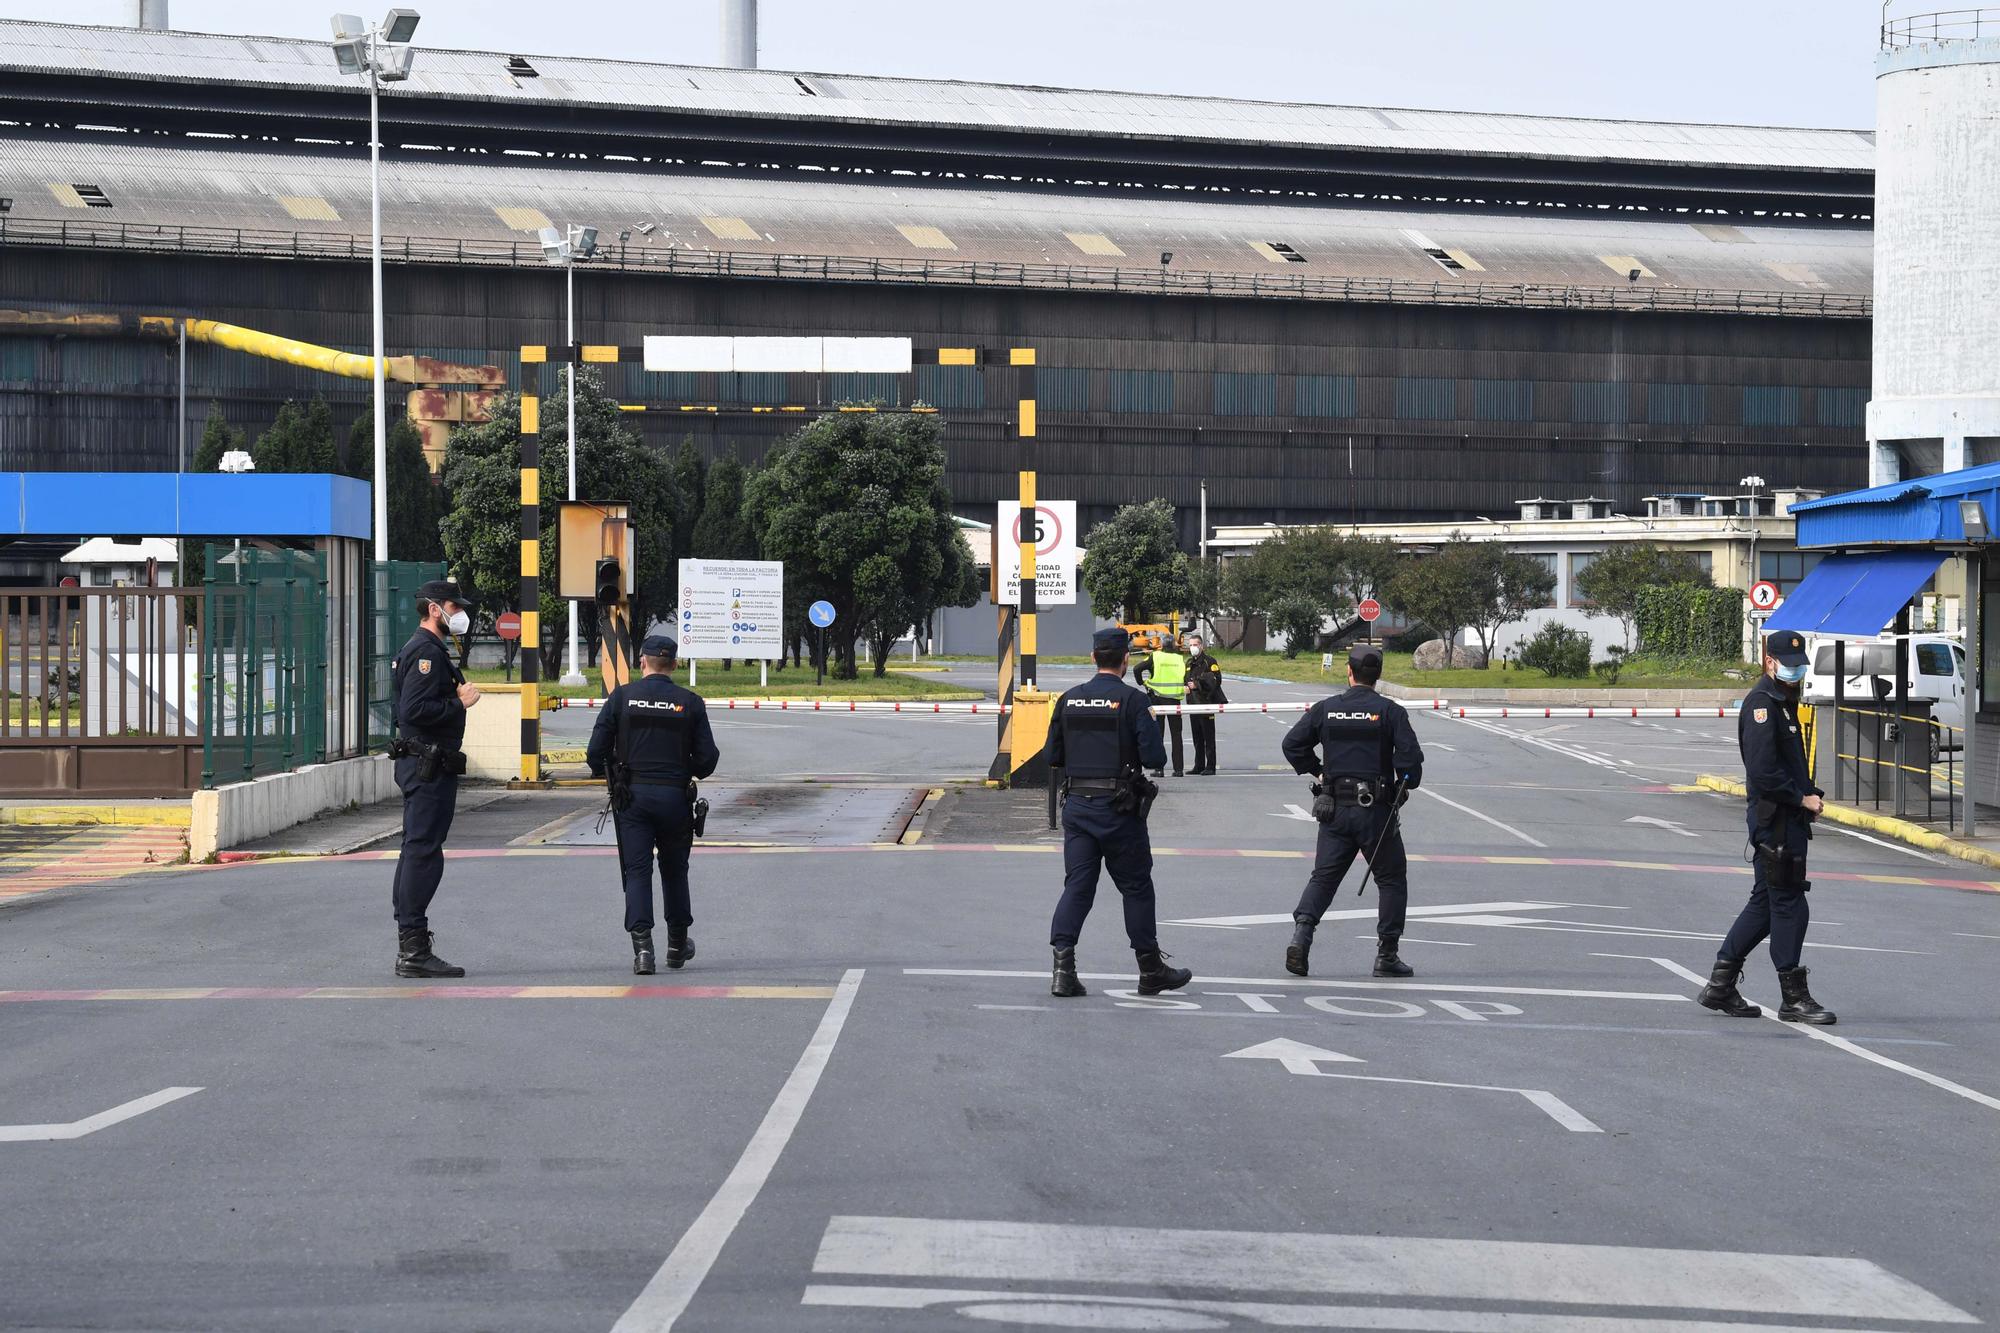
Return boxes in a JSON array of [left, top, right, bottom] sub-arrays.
[[395, 928, 466, 979], [631, 930, 656, 976], [1372, 939, 1413, 978], [665, 927, 696, 970], [1051, 947, 1086, 999], [1285, 917, 1316, 977], [1777, 966, 1837, 1025], [1696, 958, 1759, 1017], [1136, 950, 1193, 996]]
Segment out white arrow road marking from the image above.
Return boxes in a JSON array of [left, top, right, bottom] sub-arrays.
[[0, 1086, 202, 1143], [1221, 1037, 1363, 1073], [1624, 814, 1699, 838], [1273, 803, 1316, 822], [1165, 901, 1568, 930], [1221, 1040, 1600, 1133]]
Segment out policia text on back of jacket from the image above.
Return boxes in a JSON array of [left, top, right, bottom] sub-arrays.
[[388, 579, 482, 979], [1279, 645, 1424, 980], [1046, 627, 1196, 1001], [588, 634, 721, 975]]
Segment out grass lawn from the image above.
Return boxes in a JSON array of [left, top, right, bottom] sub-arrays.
[[463, 663, 981, 702], [1209, 649, 1750, 692]]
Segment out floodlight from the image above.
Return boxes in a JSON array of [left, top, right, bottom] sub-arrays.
[[1627, 268, 1641, 282], [331, 36, 367, 74], [330, 12, 365, 37], [574, 225, 599, 257], [1961, 499, 1987, 539], [618, 229, 631, 244], [0, 198, 11, 213], [377, 43, 416, 80], [539, 226, 566, 264], [381, 7, 421, 43], [1160, 251, 1172, 266]]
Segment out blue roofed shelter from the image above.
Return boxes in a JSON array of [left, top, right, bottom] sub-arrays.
[[1778, 462, 2000, 834], [0, 472, 410, 796]]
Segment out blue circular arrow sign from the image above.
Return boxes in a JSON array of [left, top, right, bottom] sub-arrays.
[[808, 600, 837, 628]]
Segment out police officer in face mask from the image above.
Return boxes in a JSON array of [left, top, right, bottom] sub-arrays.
[[1697, 629, 1836, 1024], [1046, 627, 1194, 1000], [587, 634, 720, 973], [389, 579, 481, 978], [1279, 645, 1424, 978]]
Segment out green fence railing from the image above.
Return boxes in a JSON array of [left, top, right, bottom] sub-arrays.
[[367, 558, 447, 752], [200, 546, 328, 787]]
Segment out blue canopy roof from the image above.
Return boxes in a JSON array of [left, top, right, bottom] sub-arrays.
[[1764, 550, 1944, 638], [0, 473, 371, 540], [1789, 461, 2000, 549]]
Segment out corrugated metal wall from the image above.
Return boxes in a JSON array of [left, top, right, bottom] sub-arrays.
[[0, 250, 1871, 539]]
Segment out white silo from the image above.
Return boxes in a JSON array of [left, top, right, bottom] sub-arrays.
[[1869, 10, 2000, 484]]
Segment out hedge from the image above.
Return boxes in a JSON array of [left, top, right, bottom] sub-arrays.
[[1635, 583, 1745, 658]]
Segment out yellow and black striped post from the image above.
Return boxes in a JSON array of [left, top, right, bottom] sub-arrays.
[[1013, 347, 1038, 690], [518, 345, 545, 782]]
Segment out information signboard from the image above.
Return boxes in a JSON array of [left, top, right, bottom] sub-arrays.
[[677, 559, 784, 659], [995, 500, 1078, 607]]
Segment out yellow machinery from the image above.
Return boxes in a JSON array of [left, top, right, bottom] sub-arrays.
[[1120, 611, 1183, 654]]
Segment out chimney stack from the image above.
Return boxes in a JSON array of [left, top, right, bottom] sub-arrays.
[[128, 0, 169, 29], [720, 0, 757, 69]]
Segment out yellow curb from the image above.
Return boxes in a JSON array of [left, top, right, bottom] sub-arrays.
[[0, 804, 191, 828], [1695, 773, 2000, 872]]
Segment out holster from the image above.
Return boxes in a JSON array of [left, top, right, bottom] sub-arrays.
[[1110, 771, 1158, 817], [1753, 837, 1811, 892], [607, 763, 634, 813], [689, 781, 709, 838]]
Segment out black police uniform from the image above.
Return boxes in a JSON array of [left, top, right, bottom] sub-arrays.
[[1046, 629, 1191, 998], [588, 644, 720, 972], [389, 589, 473, 978], [1280, 669, 1424, 977], [1185, 647, 1226, 775], [1698, 643, 1836, 1024]]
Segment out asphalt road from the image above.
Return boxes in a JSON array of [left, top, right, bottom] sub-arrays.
[[3, 667, 1997, 1332]]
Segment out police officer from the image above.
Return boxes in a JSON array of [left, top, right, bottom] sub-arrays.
[[389, 579, 480, 978], [588, 634, 720, 974], [1697, 629, 1836, 1024], [1280, 644, 1423, 978], [1047, 627, 1194, 999], [1132, 635, 1187, 776], [1184, 631, 1226, 775]]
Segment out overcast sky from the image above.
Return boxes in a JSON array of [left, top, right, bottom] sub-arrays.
[[10, 0, 1884, 129]]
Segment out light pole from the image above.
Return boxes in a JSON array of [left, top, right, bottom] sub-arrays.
[[331, 9, 421, 562], [539, 223, 601, 686], [1741, 473, 1766, 659]]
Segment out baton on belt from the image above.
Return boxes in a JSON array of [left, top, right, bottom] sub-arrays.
[[1351, 776, 1409, 899]]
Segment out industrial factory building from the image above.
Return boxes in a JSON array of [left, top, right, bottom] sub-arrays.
[[0, 18, 1874, 540]]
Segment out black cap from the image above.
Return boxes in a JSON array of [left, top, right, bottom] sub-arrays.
[[1093, 627, 1131, 653], [417, 579, 476, 610], [640, 634, 678, 658], [1348, 644, 1384, 670], [1765, 629, 1809, 667]]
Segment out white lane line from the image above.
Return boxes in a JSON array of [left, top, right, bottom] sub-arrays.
[[1356, 935, 1478, 946], [1824, 823, 1947, 864], [1954, 932, 2000, 940], [0, 1086, 202, 1143], [1167, 901, 1568, 929], [808, 1216, 1977, 1322], [1414, 786, 1547, 846], [610, 968, 864, 1333], [1629, 956, 2000, 1117], [904, 969, 1689, 1002]]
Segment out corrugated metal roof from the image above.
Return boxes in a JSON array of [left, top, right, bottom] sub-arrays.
[[0, 130, 1875, 297], [1791, 463, 2000, 549], [0, 19, 1875, 174]]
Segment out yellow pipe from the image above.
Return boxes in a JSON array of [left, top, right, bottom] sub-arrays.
[[182, 318, 388, 382]]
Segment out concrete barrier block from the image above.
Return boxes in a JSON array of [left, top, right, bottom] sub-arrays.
[[189, 754, 396, 861]]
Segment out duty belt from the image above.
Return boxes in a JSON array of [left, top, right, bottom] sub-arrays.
[[1065, 776, 1123, 793], [1329, 776, 1383, 808]]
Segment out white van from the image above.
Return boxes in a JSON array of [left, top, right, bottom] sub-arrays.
[[1802, 633, 1967, 755]]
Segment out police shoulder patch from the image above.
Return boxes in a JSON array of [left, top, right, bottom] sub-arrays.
[[1752, 706, 1768, 723], [418, 658, 432, 676]]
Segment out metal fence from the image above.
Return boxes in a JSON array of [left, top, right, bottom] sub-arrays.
[[0, 217, 1873, 321], [0, 586, 204, 794], [200, 547, 329, 787], [367, 559, 447, 751], [1815, 703, 1961, 826], [1882, 8, 1999, 47]]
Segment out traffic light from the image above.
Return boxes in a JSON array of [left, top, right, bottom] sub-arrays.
[[595, 557, 622, 606]]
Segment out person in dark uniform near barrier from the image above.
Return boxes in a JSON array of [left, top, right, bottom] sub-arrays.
[[588, 634, 720, 974], [1697, 629, 1836, 1024], [389, 579, 480, 978], [1132, 636, 1187, 777], [1184, 632, 1226, 775], [1280, 645, 1423, 979], [1047, 627, 1193, 1000]]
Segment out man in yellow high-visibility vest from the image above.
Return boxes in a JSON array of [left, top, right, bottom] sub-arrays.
[[1133, 637, 1188, 777]]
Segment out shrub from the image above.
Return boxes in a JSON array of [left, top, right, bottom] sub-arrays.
[[1518, 623, 1592, 678], [1594, 644, 1628, 685], [1634, 583, 1745, 659]]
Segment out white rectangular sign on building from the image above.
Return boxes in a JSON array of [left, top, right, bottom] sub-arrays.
[[995, 500, 1078, 607], [677, 558, 785, 659], [643, 336, 913, 374]]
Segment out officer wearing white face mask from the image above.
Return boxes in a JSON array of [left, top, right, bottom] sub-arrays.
[[388, 578, 482, 978]]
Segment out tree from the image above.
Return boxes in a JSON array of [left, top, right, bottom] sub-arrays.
[[689, 452, 756, 562], [1384, 537, 1487, 662], [183, 405, 247, 601], [441, 369, 679, 650], [342, 410, 446, 563], [251, 399, 338, 475], [671, 437, 707, 568], [1209, 526, 1370, 657], [743, 412, 971, 679], [1462, 544, 1557, 666], [1576, 543, 1712, 647], [1078, 499, 1191, 623], [1185, 556, 1222, 640]]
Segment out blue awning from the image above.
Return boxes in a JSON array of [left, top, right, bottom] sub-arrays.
[[1764, 550, 1944, 637]]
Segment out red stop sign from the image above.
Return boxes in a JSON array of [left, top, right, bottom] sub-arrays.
[[59, 575, 79, 588], [1358, 598, 1382, 623], [495, 611, 522, 641]]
